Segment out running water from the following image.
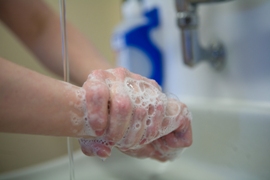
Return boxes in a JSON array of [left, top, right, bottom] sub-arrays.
[[59, 0, 75, 179]]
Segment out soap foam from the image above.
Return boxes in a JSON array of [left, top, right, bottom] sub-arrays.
[[78, 69, 191, 160], [61, 81, 96, 137]]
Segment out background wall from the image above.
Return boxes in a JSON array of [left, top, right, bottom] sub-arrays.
[[0, 0, 121, 173]]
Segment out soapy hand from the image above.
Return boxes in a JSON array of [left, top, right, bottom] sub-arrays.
[[79, 68, 192, 161]]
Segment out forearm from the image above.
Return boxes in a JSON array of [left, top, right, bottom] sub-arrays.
[[0, 58, 86, 137], [0, 0, 112, 86]]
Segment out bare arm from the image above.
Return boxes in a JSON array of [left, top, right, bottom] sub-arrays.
[[0, 58, 85, 137], [0, 0, 112, 86]]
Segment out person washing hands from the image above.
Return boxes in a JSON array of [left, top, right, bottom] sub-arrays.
[[0, 0, 192, 161]]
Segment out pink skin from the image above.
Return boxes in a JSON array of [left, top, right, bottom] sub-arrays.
[[83, 80, 110, 136], [118, 107, 147, 150], [79, 68, 192, 161], [122, 103, 192, 162]]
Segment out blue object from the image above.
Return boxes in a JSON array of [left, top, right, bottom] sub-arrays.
[[124, 8, 163, 87]]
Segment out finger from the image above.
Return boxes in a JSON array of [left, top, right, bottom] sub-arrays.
[[164, 106, 192, 148], [131, 71, 161, 91], [106, 67, 130, 81], [120, 144, 156, 159], [144, 101, 192, 161], [141, 102, 165, 145], [151, 148, 183, 162], [123, 79, 166, 145], [88, 69, 113, 81], [117, 106, 147, 150], [79, 138, 112, 159], [149, 138, 184, 161], [164, 117, 192, 148], [82, 79, 109, 136], [105, 79, 133, 144], [129, 71, 161, 90], [126, 70, 161, 94], [159, 98, 183, 136]]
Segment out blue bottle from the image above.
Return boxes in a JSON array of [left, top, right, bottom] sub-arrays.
[[112, 0, 163, 87]]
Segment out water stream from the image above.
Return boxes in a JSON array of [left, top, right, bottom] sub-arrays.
[[59, 0, 75, 179]]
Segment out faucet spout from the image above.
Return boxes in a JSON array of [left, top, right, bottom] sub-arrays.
[[175, 0, 226, 70]]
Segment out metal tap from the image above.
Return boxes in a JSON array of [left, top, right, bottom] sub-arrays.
[[175, 0, 231, 70]]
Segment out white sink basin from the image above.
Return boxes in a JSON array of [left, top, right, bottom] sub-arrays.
[[1, 98, 269, 180]]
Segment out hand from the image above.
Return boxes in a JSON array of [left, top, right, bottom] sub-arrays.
[[78, 68, 192, 161], [119, 109, 192, 162]]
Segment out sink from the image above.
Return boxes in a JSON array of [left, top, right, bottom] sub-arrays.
[[1, 98, 269, 180]]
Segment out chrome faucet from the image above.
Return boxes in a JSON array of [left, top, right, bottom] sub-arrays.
[[175, 0, 231, 70]]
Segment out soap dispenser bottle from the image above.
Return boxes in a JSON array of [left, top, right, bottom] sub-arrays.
[[112, 0, 164, 87]]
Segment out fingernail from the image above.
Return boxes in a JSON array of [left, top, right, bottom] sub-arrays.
[[95, 130, 104, 136], [96, 148, 111, 159], [109, 141, 115, 146], [174, 127, 188, 139]]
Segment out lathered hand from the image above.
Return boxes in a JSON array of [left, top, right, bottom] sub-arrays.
[[79, 68, 192, 161]]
